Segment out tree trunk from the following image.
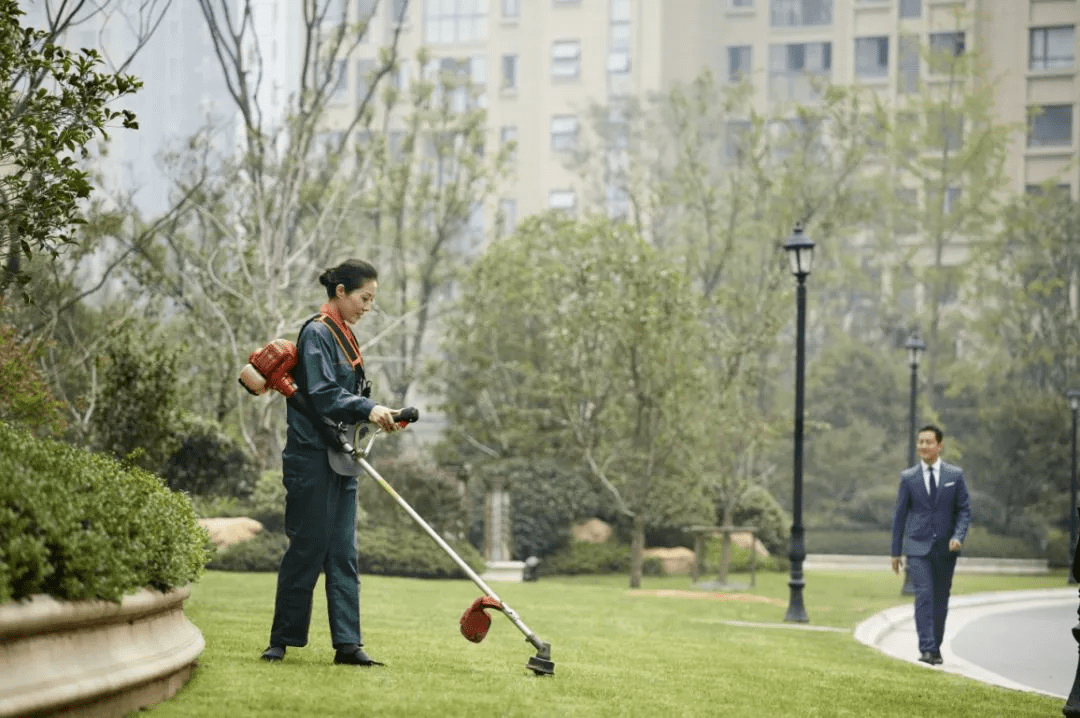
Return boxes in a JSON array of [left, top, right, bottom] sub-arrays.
[[629, 514, 644, 589], [718, 528, 732, 585]]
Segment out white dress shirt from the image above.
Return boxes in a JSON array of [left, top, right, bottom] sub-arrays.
[[921, 459, 942, 496]]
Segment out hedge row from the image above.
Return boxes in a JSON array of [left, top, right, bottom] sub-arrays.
[[0, 421, 211, 604]]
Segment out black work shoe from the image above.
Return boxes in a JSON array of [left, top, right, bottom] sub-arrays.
[[918, 652, 935, 665], [260, 645, 285, 662], [333, 645, 384, 666], [930, 652, 944, 665]]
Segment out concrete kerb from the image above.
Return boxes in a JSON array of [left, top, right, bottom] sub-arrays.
[[855, 587, 1077, 698]]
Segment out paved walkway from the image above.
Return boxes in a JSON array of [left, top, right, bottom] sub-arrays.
[[856, 587, 1078, 699]]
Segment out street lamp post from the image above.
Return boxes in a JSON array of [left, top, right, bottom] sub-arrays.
[[1068, 390, 1080, 586], [901, 330, 926, 596], [783, 225, 814, 624]]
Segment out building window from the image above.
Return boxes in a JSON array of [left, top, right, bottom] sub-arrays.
[[770, 0, 832, 28], [728, 45, 752, 82], [898, 0, 920, 18], [424, 0, 489, 44], [439, 56, 486, 112], [500, 125, 517, 161], [549, 190, 577, 211], [550, 115, 579, 152], [730, 0, 754, 7], [725, 120, 752, 161], [502, 0, 519, 18], [1028, 104, 1074, 148], [612, 0, 630, 21], [894, 188, 917, 235], [609, 21, 630, 74], [1030, 26, 1075, 71], [501, 54, 518, 89], [1025, 183, 1071, 197], [929, 32, 965, 58], [897, 35, 919, 94], [768, 41, 831, 104], [499, 198, 517, 235], [854, 36, 888, 78], [930, 108, 963, 151], [552, 40, 581, 78], [391, 0, 408, 24], [329, 60, 348, 104], [356, 58, 377, 101]]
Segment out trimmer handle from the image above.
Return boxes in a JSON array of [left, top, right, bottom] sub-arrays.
[[393, 407, 420, 425]]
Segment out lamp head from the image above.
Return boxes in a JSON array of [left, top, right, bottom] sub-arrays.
[[904, 330, 926, 367], [1068, 389, 1080, 412], [782, 225, 815, 278]]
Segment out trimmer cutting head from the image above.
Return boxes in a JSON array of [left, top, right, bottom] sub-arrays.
[[526, 642, 555, 676]]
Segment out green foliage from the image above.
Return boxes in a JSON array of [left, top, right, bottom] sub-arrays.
[[700, 538, 785, 573], [538, 540, 631, 576], [206, 531, 287, 572], [0, 421, 210, 603], [0, 320, 65, 436], [359, 457, 466, 536], [727, 485, 790, 555], [91, 330, 180, 473], [1046, 529, 1072, 570], [463, 457, 603, 560], [0, 1, 141, 299], [357, 524, 485, 579], [163, 413, 259, 499], [440, 214, 715, 529], [805, 527, 1043, 559]]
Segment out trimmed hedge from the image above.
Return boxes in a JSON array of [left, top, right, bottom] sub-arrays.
[[357, 524, 486, 579], [0, 421, 211, 603], [806, 527, 1044, 559], [539, 540, 631, 576]]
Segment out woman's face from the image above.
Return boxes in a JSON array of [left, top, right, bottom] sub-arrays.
[[336, 279, 377, 323]]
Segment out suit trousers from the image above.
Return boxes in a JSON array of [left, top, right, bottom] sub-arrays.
[[270, 447, 362, 648], [907, 538, 958, 654]]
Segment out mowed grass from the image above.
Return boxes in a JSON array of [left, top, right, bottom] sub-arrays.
[[146, 568, 1069, 717]]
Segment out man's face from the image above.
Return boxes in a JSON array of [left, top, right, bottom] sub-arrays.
[[917, 430, 942, 465]]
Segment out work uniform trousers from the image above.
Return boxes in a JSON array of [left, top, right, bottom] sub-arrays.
[[269, 447, 362, 648], [907, 537, 958, 654]]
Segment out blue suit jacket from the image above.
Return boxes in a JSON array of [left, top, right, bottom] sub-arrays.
[[890, 461, 972, 558]]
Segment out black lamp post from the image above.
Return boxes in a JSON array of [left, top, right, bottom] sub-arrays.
[[1069, 390, 1080, 586], [783, 225, 814, 624], [901, 330, 926, 596]]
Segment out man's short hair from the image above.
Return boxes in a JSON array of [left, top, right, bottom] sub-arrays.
[[918, 424, 943, 443]]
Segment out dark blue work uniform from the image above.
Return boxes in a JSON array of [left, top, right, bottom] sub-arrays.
[[268, 318, 376, 649]]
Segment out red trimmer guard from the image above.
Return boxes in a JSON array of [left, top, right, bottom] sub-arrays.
[[460, 596, 503, 643]]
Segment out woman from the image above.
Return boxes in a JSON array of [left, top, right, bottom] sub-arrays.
[[260, 259, 400, 666]]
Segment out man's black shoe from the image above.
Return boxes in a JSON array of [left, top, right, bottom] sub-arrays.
[[333, 644, 384, 666], [260, 645, 285, 662], [918, 652, 935, 665], [930, 652, 944, 665]]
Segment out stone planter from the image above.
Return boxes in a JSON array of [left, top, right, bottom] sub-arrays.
[[0, 585, 204, 718]]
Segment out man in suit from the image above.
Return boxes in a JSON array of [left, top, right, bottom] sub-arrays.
[[891, 424, 972, 666]]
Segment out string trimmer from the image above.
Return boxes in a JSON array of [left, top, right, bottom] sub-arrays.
[[348, 408, 555, 676]]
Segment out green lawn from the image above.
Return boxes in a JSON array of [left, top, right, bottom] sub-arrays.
[[147, 569, 1070, 717]]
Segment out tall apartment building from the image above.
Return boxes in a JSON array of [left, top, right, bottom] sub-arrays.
[[331, 0, 1078, 238], [710, 0, 1078, 199]]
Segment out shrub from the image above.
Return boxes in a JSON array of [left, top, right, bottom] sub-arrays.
[[360, 457, 466, 536], [727, 486, 790, 555], [805, 527, 1045, 559], [700, 537, 785, 573], [1046, 529, 1072, 569], [357, 524, 486, 579], [539, 540, 630, 576], [465, 457, 602, 560], [0, 421, 211, 603], [162, 414, 258, 499], [206, 531, 288, 572], [0, 322, 66, 437]]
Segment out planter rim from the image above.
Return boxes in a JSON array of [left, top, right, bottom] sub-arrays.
[[0, 584, 192, 642]]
